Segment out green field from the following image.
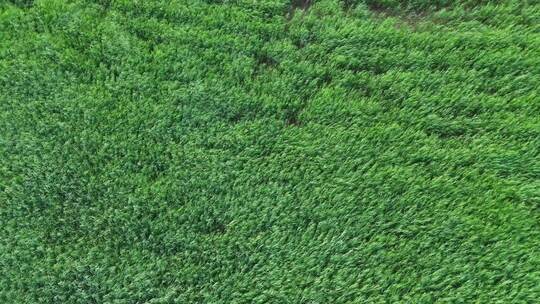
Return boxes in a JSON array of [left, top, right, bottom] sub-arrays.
[[1, 0, 540, 302]]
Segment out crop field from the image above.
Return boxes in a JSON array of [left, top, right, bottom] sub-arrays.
[[1, 0, 539, 303]]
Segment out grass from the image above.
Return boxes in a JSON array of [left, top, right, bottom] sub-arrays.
[[1, 0, 539, 303]]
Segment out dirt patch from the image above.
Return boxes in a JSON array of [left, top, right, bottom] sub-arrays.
[[287, 0, 313, 19], [291, 0, 312, 11], [284, 107, 303, 127], [366, 1, 430, 30]]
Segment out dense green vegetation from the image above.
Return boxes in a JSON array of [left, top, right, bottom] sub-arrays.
[[1, 0, 539, 302]]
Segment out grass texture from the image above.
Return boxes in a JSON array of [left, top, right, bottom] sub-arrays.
[[1, 0, 540, 303]]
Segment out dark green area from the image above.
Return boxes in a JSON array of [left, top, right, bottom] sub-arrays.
[[1, 0, 539, 303], [362, 0, 503, 13]]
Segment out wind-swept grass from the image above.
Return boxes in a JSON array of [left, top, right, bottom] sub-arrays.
[[1, 0, 539, 303]]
